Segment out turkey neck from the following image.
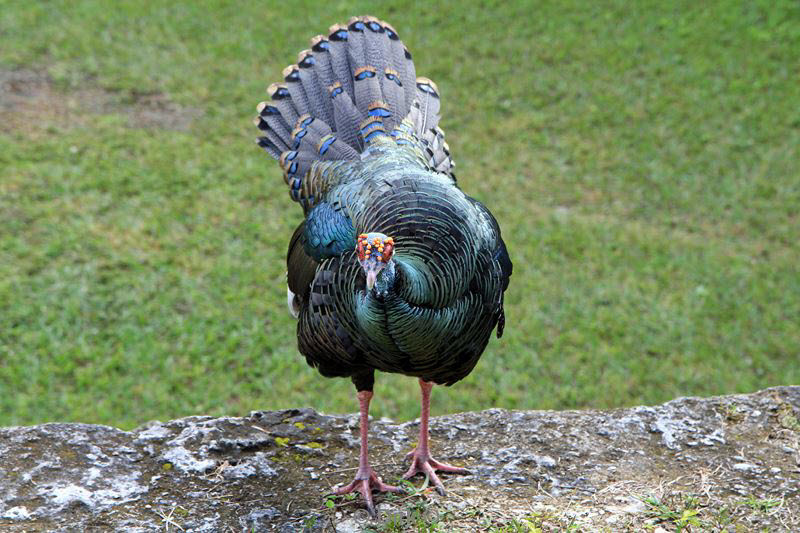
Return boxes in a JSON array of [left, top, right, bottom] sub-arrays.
[[363, 257, 435, 308], [369, 259, 397, 297]]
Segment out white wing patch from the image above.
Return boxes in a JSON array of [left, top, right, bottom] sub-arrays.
[[287, 286, 300, 319]]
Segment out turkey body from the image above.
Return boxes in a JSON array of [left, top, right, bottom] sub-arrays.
[[288, 149, 511, 390]]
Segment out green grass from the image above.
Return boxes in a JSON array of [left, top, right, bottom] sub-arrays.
[[1, 0, 799, 429]]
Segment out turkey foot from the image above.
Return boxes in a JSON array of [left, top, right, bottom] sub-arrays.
[[403, 447, 470, 496], [333, 389, 404, 517], [404, 379, 471, 496], [334, 467, 403, 517]]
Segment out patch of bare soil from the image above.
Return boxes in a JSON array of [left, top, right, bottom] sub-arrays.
[[0, 68, 199, 135]]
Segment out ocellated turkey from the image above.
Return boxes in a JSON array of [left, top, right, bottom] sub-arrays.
[[254, 15, 512, 516]]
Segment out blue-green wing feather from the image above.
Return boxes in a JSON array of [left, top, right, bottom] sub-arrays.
[[303, 202, 356, 261]]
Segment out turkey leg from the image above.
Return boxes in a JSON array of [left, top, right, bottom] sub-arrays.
[[404, 379, 470, 495], [333, 390, 403, 517]]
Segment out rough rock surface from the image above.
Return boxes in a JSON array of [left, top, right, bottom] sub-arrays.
[[1, 387, 798, 532]]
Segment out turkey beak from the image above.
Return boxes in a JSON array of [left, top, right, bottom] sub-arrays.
[[365, 269, 377, 291]]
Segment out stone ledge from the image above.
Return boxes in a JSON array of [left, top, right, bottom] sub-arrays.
[[1, 387, 798, 531]]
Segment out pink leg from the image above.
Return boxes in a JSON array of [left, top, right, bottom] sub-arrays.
[[404, 379, 470, 495], [333, 390, 403, 517]]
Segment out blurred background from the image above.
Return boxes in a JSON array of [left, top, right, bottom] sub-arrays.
[[1, 1, 798, 429]]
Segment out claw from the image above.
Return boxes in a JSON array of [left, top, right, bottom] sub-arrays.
[[404, 447, 471, 496], [333, 469, 404, 517]]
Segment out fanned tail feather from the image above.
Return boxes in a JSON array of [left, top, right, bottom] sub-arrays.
[[255, 15, 456, 208], [411, 78, 440, 133]]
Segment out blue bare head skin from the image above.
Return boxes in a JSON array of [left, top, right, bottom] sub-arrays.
[[355, 232, 395, 291]]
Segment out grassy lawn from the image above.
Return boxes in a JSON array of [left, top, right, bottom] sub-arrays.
[[1, 0, 798, 429]]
